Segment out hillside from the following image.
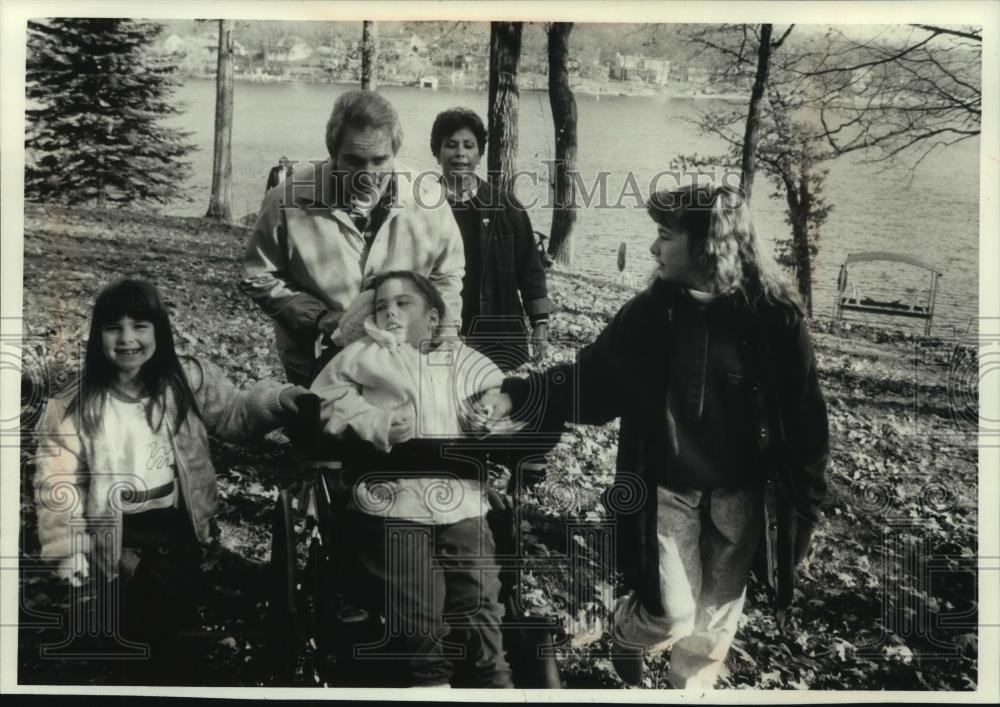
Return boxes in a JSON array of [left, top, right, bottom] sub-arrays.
[[16, 204, 978, 689]]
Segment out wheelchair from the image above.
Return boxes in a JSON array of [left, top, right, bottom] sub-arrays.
[[267, 398, 563, 688]]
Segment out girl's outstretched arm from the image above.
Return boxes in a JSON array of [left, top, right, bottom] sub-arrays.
[[184, 358, 292, 442], [499, 297, 638, 432]]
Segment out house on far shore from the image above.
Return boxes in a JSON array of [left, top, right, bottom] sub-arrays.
[[608, 53, 671, 85], [684, 65, 711, 85], [265, 37, 314, 64], [380, 32, 430, 63], [419, 75, 439, 90]]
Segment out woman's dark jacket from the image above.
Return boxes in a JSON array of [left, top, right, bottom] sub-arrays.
[[502, 280, 829, 615], [450, 178, 550, 368]]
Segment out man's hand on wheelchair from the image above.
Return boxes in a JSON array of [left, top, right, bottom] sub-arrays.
[[314, 309, 343, 358], [317, 310, 341, 336]]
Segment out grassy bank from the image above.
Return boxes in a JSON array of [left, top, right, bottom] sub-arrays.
[[16, 204, 978, 689]]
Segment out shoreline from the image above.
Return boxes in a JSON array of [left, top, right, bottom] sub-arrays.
[[182, 73, 746, 101]]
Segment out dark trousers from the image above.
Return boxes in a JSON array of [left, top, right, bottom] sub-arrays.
[[107, 508, 203, 684], [347, 511, 512, 688]]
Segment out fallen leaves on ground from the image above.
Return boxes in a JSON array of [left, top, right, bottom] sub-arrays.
[[17, 204, 978, 689]]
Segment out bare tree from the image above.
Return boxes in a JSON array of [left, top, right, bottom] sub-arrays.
[[739, 24, 795, 200], [206, 19, 234, 222], [738, 23, 774, 201], [799, 24, 982, 168], [681, 25, 830, 311], [758, 88, 832, 313], [546, 22, 578, 266], [487, 22, 522, 192], [676, 93, 831, 313], [681, 23, 979, 311], [361, 20, 378, 90]]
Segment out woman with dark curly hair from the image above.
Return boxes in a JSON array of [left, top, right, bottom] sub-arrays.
[[431, 107, 551, 371]]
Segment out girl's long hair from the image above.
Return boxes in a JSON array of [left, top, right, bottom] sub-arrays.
[[67, 279, 200, 437], [647, 181, 802, 315]]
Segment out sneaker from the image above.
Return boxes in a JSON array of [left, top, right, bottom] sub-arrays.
[[611, 640, 646, 686]]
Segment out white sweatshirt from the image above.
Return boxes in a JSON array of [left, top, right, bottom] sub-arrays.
[[311, 317, 505, 524]]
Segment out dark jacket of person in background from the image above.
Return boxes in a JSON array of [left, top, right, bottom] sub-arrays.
[[451, 176, 550, 370]]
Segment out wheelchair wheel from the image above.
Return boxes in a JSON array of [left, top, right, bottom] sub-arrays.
[[268, 489, 303, 679], [487, 487, 563, 688], [504, 613, 563, 688]]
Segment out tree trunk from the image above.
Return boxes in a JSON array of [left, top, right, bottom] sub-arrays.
[[546, 22, 578, 266], [361, 21, 378, 90], [206, 20, 234, 221], [740, 24, 773, 202], [783, 175, 814, 316], [487, 22, 522, 192]]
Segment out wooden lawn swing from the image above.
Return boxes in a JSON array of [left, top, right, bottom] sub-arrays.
[[834, 251, 943, 336]]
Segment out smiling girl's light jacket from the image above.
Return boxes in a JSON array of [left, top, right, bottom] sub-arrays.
[[311, 317, 505, 524], [33, 358, 290, 578]]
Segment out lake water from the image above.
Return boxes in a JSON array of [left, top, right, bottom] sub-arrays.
[[164, 79, 980, 333]]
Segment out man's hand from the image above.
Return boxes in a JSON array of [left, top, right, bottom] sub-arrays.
[[530, 322, 549, 363], [56, 553, 89, 587], [388, 411, 415, 446], [317, 310, 341, 336]]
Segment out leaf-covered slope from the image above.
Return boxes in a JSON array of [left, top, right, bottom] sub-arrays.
[[18, 204, 977, 689]]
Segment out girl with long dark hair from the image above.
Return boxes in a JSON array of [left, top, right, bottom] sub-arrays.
[[34, 279, 310, 681]]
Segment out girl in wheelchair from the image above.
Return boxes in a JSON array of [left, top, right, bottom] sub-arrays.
[[309, 270, 514, 688]]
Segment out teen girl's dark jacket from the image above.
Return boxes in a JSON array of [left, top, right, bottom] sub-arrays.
[[501, 280, 829, 615], [453, 178, 550, 364]]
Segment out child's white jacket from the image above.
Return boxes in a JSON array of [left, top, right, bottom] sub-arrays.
[[310, 318, 506, 524], [312, 317, 504, 452]]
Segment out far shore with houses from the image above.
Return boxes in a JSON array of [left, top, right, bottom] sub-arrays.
[[156, 30, 753, 100]]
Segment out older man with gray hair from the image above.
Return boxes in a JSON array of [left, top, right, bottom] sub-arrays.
[[243, 89, 464, 384]]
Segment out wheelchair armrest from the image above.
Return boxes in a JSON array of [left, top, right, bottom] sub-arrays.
[[284, 393, 325, 457]]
